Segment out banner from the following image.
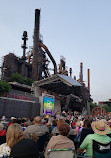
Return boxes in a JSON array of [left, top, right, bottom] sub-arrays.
[[43, 94, 54, 115]]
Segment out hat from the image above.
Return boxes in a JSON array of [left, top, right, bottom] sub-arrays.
[[10, 138, 39, 158], [1, 115, 8, 121], [11, 117, 17, 120], [1, 116, 6, 120], [91, 120, 109, 135]]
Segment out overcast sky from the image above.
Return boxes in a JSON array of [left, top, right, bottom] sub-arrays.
[[0, 0, 111, 103]]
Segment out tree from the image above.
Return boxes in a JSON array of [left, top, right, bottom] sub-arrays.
[[90, 102, 98, 112], [103, 105, 111, 113], [10, 72, 33, 86], [0, 80, 11, 96]]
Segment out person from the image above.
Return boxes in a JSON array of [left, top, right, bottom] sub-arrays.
[[24, 116, 49, 136], [0, 123, 23, 157], [51, 119, 57, 131], [107, 119, 111, 137], [10, 138, 39, 158], [71, 118, 78, 128], [0, 123, 7, 145], [51, 119, 65, 135], [45, 123, 75, 158], [56, 111, 61, 120], [0, 116, 8, 129], [80, 119, 94, 144], [75, 121, 81, 133], [108, 119, 111, 129], [46, 121, 52, 134], [52, 118, 76, 137], [0, 123, 6, 136], [74, 121, 83, 150], [8, 117, 17, 126], [78, 120, 111, 157]]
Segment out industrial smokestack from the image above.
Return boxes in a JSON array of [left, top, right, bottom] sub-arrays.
[[74, 76, 76, 80], [88, 69, 90, 94], [80, 62, 83, 84], [21, 31, 28, 77], [21, 31, 28, 59], [32, 9, 42, 81], [69, 68, 72, 77]]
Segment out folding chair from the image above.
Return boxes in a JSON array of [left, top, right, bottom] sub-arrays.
[[76, 154, 91, 158], [47, 148, 75, 158], [93, 140, 111, 158]]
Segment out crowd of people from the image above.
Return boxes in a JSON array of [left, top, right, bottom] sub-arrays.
[[0, 111, 111, 158]]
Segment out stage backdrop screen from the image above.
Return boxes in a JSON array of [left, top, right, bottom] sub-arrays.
[[43, 96, 54, 115]]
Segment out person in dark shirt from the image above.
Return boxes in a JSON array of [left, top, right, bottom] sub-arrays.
[[80, 119, 94, 145], [10, 138, 39, 158]]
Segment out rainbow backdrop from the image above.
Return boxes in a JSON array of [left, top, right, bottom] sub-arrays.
[[43, 97, 54, 114]]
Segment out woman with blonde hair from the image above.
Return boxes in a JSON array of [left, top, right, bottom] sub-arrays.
[[0, 123, 23, 157]]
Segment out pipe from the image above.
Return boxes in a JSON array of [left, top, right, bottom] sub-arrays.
[[27, 42, 57, 74], [40, 42, 57, 74], [74, 76, 76, 80], [69, 68, 72, 77], [88, 69, 90, 94], [80, 62, 83, 84], [32, 9, 40, 81], [21, 31, 28, 59], [28, 50, 33, 64]]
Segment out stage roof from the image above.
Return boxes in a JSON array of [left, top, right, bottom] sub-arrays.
[[33, 74, 81, 95]]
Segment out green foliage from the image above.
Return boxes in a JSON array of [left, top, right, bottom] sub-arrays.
[[0, 80, 11, 96], [90, 102, 111, 113], [10, 72, 33, 86], [90, 102, 98, 111], [108, 103, 111, 107], [23, 78, 33, 86], [103, 105, 111, 113], [10, 73, 24, 84]]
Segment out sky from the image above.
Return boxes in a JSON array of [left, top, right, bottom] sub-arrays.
[[0, 0, 111, 103]]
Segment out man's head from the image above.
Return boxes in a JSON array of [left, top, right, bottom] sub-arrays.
[[34, 116, 41, 124]]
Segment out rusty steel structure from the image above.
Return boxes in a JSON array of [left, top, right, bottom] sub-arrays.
[[80, 62, 83, 84], [1, 9, 57, 81], [22, 31, 28, 60], [21, 31, 28, 77], [58, 56, 68, 75], [1, 8, 92, 113], [69, 68, 72, 77], [31, 9, 57, 81], [88, 69, 90, 94], [91, 107, 106, 116], [32, 9, 41, 81]]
